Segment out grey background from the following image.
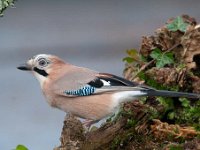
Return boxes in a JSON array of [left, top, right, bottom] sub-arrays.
[[0, 0, 200, 149]]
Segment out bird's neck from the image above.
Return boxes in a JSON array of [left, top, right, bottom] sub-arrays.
[[33, 71, 48, 87]]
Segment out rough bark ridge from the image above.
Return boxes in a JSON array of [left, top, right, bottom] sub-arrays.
[[55, 15, 200, 150]]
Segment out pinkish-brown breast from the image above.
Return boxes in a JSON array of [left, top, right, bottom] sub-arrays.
[[54, 93, 116, 120]]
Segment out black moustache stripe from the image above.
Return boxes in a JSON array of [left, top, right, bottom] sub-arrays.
[[33, 67, 48, 77]]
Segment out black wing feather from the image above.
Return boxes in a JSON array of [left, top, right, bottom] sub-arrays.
[[87, 73, 200, 99], [88, 78, 104, 88], [88, 73, 139, 88]]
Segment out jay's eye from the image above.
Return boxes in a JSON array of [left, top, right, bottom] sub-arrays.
[[38, 58, 48, 67]]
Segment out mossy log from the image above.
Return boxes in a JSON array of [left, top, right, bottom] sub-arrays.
[[54, 101, 200, 150], [54, 101, 162, 150], [55, 15, 200, 150]]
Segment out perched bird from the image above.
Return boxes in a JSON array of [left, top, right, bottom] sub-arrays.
[[17, 54, 200, 126]]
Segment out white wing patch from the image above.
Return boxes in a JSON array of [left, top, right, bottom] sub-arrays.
[[100, 79, 111, 86]]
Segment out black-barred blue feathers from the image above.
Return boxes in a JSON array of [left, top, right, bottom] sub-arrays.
[[64, 85, 96, 96]]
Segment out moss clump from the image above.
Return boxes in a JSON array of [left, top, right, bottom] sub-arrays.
[[122, 15, 200, 149]]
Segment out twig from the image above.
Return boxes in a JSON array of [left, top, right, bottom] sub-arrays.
[[164, 42, 181, 54], [133, 43, 181, 79], [133, 59, 155, 78]]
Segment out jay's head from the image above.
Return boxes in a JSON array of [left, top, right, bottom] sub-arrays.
[[17, 54, 65, 85]]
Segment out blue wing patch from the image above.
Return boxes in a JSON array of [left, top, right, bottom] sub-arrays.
[[64, 85, 96, 96]]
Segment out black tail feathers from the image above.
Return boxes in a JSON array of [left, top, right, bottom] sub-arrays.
[[145, 90, 200, 99]]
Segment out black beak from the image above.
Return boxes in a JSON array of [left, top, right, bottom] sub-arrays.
[[17, 64, 31, 71]]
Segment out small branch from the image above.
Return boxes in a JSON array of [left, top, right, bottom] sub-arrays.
[[133, 59, 155, 78], [164, 42, 181, 54], [133, 43, 181, 79]]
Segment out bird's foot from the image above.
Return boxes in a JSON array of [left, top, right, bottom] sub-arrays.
[[82, 119, 96, 127], [82, 119, 99, 132]]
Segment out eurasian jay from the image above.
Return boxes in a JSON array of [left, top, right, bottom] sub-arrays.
[[17, 54, 200, 126]]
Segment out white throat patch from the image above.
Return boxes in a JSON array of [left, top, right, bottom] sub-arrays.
[[33, 71, 47, 87]]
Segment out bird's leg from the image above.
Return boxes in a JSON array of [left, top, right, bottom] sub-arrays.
[[82, 119, 97, 128], [82, 119, 102, 132]]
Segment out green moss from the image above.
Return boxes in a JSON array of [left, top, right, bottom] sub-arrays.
[[156, 97, 174, 110], [140, 97, 148, 104], [111, 136, 121, 150], [137, 71, 179, 91], [126, 119, 137, 128], [146, 106, 160, 120], [172, 99, 200, 128], [138, 71, 168, 90], [111, 131, 136, 149], [121, 15, 200, 149], [137, 69, 200, 132], [194, 124, 200, 131], [169, 145, 183, 150]]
